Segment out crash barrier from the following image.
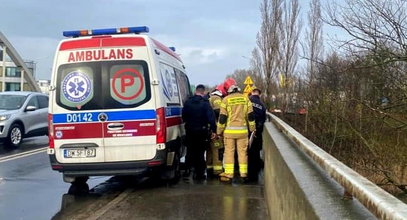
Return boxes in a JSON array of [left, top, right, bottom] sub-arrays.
[[263, 113, 407, 220]]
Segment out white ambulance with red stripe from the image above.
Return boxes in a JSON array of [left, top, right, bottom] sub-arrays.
[[47, 26, 191, 185]]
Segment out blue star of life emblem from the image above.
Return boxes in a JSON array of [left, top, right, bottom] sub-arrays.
[[62, 71, 92, 103]]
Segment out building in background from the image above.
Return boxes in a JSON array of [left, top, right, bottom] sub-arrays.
[[37, 79, 50, 94], [0, 32, 41, 92], [0, 50, 36, 91]]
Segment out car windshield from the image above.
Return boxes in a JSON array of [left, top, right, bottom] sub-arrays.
[[0, 94, 27, 110]]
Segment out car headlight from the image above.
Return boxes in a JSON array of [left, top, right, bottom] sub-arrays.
[[0, 115, 10, 121]]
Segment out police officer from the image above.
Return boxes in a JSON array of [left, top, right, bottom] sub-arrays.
[[248, 88, 266, 182], [217, 83, 255, 182], [207, 87, 224, 176], [182, 84, 216, 180]]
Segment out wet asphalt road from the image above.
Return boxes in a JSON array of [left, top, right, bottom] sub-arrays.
[[0, 137, 108, 220], [0, 136, 49, 157], [0, 137, 268, 220], [53, 177, 268, 220]]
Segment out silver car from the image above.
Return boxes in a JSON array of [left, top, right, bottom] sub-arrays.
[[0, 91, 48, 148]]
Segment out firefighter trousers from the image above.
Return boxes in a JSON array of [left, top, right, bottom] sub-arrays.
[[223, 137, 248, 177], [206, 138, 224, 174]]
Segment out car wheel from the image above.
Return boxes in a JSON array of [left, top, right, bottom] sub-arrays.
[[6, 124, 23, 148]]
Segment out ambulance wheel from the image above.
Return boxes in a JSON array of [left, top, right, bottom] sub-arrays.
[[68, 176, 89, 195], [170, 153, 181, 184], [162, 153, 180, 184]]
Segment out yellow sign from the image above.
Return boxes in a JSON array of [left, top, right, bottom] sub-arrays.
[[244, 76, 253, 85], [243, 84, 253, 93], [279, 73, 285, 88]]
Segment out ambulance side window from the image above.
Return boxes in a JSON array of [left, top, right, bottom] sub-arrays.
[[175, 70, 191, 105], [159, 63, 180, 105]]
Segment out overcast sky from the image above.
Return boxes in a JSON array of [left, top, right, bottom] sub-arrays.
[[0, 0, 344, 86]]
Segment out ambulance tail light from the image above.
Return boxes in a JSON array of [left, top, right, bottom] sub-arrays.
[[156, 108, 167, 144], [48, 114, 55, 149], [63, 26, 149, 37]]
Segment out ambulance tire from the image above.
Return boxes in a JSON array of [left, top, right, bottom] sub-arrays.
[[68, 176, 89, 195], [161, 153, 181, 185]]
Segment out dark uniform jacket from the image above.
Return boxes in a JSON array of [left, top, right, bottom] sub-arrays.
[[182, 95, 216, 133], [249, 95, 266, 134]]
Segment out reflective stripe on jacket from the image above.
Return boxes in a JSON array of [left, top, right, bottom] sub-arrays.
[[216, 92, 255, 138]]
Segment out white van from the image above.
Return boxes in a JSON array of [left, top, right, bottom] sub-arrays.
[[47, 26, 192, 186]]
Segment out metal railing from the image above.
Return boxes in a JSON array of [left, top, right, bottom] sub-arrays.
[[268, 113, 407, 220]]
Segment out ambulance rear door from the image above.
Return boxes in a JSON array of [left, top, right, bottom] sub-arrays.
[[100, 37, 157, 162], [52, 36, 157, 164]]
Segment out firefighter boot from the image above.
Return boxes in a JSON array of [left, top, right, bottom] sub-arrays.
[[219, 172, 233, 182]]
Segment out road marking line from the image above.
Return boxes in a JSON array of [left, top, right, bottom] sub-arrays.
[[88, 188, 133, 220], [0, 147, 48, 163]]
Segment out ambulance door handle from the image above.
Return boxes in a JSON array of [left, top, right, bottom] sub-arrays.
[[107, 123, 124, 130]]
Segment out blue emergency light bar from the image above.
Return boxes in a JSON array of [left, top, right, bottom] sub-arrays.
[[169, 47, 176, 52], [63, 26, 149, 38]]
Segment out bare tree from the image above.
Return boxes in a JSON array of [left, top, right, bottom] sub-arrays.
[[279, 0, 301, 111], [256, 0, 283, 106], [306, 0, 323, 83], [250, 48, 264, 88], [302, 0, 323, 131], [326, 0, 407, 64]]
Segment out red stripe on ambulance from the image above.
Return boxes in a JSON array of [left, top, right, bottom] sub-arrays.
[[104, 120, 156, 138], [102, 37, 146, 47], [59, 39, 100, 51], [53, 120, 156, 139], [166, 117, 182, 127], [59, 37, 146, 51], [54, 123, 103, 139], [152, 39, 182, 62]]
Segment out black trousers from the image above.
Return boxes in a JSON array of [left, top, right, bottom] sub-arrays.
[[185, 130, 209, 176], [248, 129, 264, 180]]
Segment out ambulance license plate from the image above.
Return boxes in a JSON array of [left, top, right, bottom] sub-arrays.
[[64, 148, 96, 158]]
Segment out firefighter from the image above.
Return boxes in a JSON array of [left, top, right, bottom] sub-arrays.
[[182, 84, 217, 180], [207, 86, 224, 176], [248, 88, 266, 182], [217, 80, 256, 182]]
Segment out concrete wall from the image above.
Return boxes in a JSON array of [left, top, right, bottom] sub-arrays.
[[263, 121, 375, 220]]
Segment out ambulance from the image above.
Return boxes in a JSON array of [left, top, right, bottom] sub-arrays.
[[47, 26, 191, 186]]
